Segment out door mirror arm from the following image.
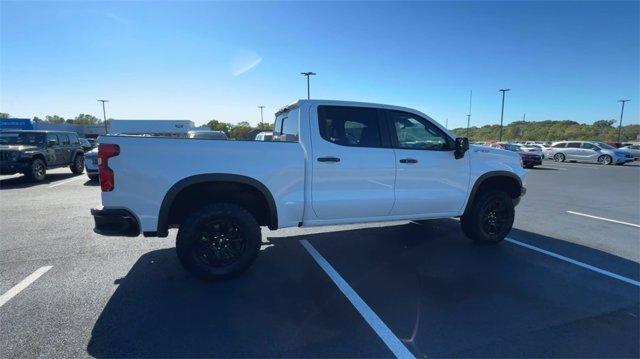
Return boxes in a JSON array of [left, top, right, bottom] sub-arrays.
[[454, 137, 469, 159]]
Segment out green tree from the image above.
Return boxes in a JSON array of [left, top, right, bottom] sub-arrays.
[[45, 115, 65, 124], [206, 119, 232, 135], [32, 116, 43, 123], [0, 112, 9, 119], [256, 122, 273, 131], [229, 122, 253, 140], [72, 114, 101, 125]]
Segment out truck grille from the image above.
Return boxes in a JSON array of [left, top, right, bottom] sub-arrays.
[[0, 151, 14, 162]]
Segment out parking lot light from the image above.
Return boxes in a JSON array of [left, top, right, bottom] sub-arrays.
[[617, 99, 630, 142]]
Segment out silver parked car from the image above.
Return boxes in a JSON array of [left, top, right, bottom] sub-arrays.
[[619, 144, 640, 160], [84, 147, 99, 181], [548, 141, 635, 165]]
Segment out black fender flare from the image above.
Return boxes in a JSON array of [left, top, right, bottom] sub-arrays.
[[70, 149, 84, 163], [463, 171, 523, 215], [154, 173, 278, 237]]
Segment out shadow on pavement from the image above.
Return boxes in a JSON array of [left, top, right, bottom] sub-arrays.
[[83, 179, 99, 186], [88, 219, 639, 358], [0, 172, 79, 190]]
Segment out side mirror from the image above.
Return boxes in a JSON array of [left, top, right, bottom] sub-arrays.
[[47, 140, 57, 147], [454, 137, 469, 159]]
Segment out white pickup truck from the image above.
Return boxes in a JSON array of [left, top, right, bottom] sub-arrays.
[[92, 100, 526, 280]]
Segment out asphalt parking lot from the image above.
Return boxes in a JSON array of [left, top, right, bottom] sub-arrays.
[[1, 161, 639, 358]]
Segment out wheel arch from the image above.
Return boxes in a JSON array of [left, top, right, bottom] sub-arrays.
[[154, 174, 278, 237], [464, 171, 523, 215]]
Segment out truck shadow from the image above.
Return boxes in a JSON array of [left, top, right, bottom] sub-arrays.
[[0, 172, 80, 190], [87, 219, 639, 358]]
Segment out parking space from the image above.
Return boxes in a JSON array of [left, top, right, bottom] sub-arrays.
[[1, 163, 639, 357]]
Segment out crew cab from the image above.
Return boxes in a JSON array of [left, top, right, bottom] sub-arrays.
[[91, 100, 526, 280], [0, 130, 85, 181]]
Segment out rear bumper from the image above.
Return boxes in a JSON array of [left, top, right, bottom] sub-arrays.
[[91, 207, 140, 237]]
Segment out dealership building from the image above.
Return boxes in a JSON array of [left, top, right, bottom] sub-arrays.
[[0, 118, 195, 138]]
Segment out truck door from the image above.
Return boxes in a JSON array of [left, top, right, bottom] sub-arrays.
[[310, 105, 396, 220], [385, 110, 470, 216], [58, 133, 72, 163], [45, 133, 62, 165]]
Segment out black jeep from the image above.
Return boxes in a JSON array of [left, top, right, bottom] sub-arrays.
[[0, 130, 85, 182]]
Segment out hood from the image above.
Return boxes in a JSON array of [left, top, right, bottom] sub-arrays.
[[85, 148, 99, 157], [0, 144, 40, 152]]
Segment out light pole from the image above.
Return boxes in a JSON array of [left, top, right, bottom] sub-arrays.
[[97, 99, 109, 134], [445, 118, 448, 129], [300, 72, 316, 99], [466, 90, 472, 138], [498, 89, 510, 141], [258, 105, 265, 128], [617, 99, 630, 142]]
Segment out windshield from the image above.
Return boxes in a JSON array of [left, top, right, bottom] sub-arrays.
[[0, 132, 45, 146], [596, 142, 615, 149], [504, 144, 522, 152]]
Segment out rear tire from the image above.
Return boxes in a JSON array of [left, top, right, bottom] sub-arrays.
[[24, 158, 46, 182], [460, 190, 514, 244], [176, 203, 261, 281], [553, 153, 565, 162], [70, 154, 84, 174]]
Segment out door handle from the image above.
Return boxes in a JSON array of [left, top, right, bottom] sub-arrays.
[[399, 158, 418, 164], [317, 156, 341, 163]]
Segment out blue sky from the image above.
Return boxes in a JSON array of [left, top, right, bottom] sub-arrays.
[[1, 1, 638, 128]]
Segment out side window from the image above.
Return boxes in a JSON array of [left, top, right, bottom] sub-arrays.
[[273, 108, 299, 142], [69, 134, 79, 145], [553, 142, 566, 148], [581, 142, 597, 150], [387, 110, 451, 150], [59, 134, 70, 145], [567, 142, 580, 148], [46, 133, 59, 146], [318, 105, 382, 147]]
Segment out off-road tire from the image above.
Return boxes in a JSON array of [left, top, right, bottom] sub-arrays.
[[176, 203, 261, 281], [70, 154, 84, 174], [460, 190, 514, 244], [24, 158, 46, 182]]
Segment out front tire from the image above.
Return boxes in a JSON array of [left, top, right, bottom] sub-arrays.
[[460, 190, 515, 244], [70, 154, 84, 174], [553, 153, 565, 162], [24, 158, 46, 182], [176, 203, 261, 281]]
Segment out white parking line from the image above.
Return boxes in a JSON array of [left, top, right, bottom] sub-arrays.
[[505, 238, 639, 287], [300, 240, 414, 358], [0, 266, 53, 308], [566, 211, 640, 228], [48, 176, 84, 188]]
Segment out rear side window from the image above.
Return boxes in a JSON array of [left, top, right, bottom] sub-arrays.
[[567, 142, 580, 148], [69, 134, 79, 145], [59, 134, 70, 145], [273, 108, 299, 142], [318, 105, 382, 147], [46, 133, 59, 145], [553, 142, 566, 148]]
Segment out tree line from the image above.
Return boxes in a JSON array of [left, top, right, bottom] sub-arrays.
[[206, 119, 272, 140], [453, 119, 639, 142]]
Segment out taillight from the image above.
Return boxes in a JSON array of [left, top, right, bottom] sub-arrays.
[[98, 143, 120, 192]]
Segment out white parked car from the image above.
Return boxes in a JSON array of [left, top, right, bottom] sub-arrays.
[[91, 99, 526, 280], [84, 148, 98, 181], [187, 130, 228, 140], [254, 131, 273, 141]]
